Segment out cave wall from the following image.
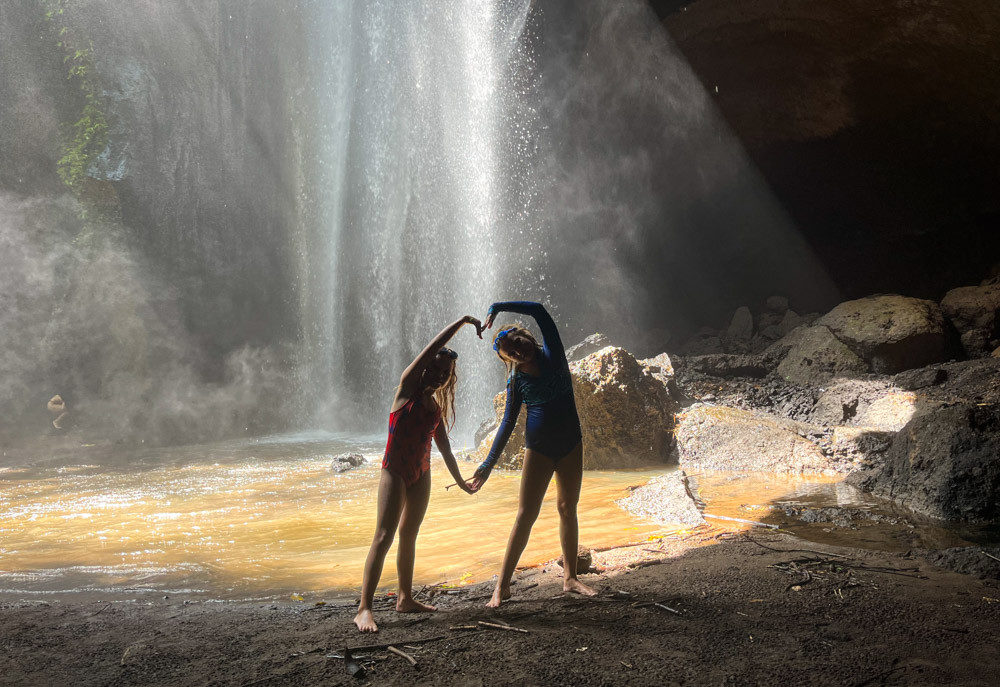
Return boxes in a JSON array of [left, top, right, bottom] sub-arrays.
[[656, 0, 1000, 301]]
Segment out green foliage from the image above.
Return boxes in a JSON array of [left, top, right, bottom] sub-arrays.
[[40, 0, 110, 197]]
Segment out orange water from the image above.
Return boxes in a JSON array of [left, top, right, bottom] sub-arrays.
[[2, 435, 977, 599], [0, 435, 665, 597]]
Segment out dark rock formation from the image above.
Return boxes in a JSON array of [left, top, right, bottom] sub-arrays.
[[775, 325, 868, 385], [940, 284, 1000, 357], [848, 403, 1000, 522]]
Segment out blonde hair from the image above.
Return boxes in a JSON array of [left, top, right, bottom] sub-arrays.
[[494, 323, 540, 375], [433, 356, 458, 432]]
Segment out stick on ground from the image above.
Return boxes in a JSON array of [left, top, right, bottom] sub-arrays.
[[477, 620, 529, 633], [387, 645, 417, 666]]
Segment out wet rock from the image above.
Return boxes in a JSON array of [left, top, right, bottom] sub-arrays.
[[781, 505, 902, 528], [329, 452, 365, 473], [775, 325, 868, 385], [848, 402, 1000, 522], [918, 546, 1000, 580], [616, 472, 705, 527], [674, 404, 845, 474], [817, 294, 948, 373], [765, 295, 790, 315], [940, 284, 1000, 357], [566, 333, 613, 362], [470, 346, 677, 470], [556, 547, 596, 574], [727, 306, 754, 340]]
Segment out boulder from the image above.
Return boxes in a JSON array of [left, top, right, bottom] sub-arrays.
[[683, 353, 767, 378], [765, 295, 790, 315], [556, 547, 596, 574], [616, 472, 706, 527], [570, 347, 679, 468], [994, 346, 1000, 358], [674, 404, 844, 474], [469, 346, 677, 470], [940, 284, 1000, 357], [848, 402, 1000, 522], [777, 310, 803, 336], [726, 306, 754, 340], [566, 333, 613, 362], [817, 295, 948, 373], [810, 379, 891, 426], [775, 325, 868, 385], [638, 352, 674, 384], [329, 452, 365, 473]]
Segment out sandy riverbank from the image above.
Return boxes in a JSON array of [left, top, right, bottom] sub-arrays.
[[3, 527, 999, 686]]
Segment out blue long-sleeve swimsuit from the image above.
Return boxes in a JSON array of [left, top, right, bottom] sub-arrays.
[[478, 301, 582, 477]]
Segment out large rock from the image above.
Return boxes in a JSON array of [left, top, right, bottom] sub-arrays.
[[726, 306, 754, 340], [566, 333, 613, 362], [848, 403, 1000, 522], [616, 473, 705, 527], [469, 347, 677, 470], [570, 347, 679, 468], [817, 295, 948, 373], [775, 325, 868, 385], [940, 285, 1000, 357], [674, 404, 844, 474]]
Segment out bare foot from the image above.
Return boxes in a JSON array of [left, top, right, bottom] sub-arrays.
[[354, 608, 378, 633], [396, 597, 437, 613], [564, 578, 598, 596], [486, 585, 511, 608]]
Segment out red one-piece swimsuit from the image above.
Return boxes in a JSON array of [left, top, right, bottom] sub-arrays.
[[381, 398, 441, 487]]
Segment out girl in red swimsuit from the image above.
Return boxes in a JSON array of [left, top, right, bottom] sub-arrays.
[[354, 315, 482, 633]]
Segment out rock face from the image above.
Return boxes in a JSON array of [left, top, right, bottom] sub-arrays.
[[940, 285, 1000, 357], [674, 404, 844, 474], [848, 403, 1000, 522], [329, 453, 366, 473], [470, 347, 677, 470], [816, 295, 947, 373], [775, 325, 867, 385]]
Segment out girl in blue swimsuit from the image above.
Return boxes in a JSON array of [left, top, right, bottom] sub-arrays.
[[468, 301, 597, 606]]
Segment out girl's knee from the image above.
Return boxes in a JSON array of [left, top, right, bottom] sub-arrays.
[[557, 499, 577, 520], [372, 528, 395, 551]]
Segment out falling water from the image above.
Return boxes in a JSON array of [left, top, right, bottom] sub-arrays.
[[302, 1, 537, 440]]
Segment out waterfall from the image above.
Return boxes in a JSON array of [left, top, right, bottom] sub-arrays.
[[304, 1, 537, 440]]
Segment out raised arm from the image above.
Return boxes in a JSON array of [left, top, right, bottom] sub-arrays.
[[486, 301, 565, 362], [434, 423, 475, 495], [472, 379, 523, 487], [399, 315, 482, 394]]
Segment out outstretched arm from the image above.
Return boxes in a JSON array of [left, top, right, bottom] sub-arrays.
[[485, 301, 565, 362], [434, 424, 475, 495], [470, 379, 522, 489], [398, 316, 483, 395]]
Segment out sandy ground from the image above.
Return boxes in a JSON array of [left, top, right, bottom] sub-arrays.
[[3, 528, 999, 687]]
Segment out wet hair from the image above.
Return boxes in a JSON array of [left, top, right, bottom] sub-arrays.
[[432, 349, 458, 431], [493, 323, 540, 375]]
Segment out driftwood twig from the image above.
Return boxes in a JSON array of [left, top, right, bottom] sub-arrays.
[[477, 620, 529, 634], [387, 645, 417, 666]]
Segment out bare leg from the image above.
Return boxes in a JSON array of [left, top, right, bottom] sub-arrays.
[[354, 470, 407, 632], [554, 441, 596, 596], [395, 470, 436, 613], [487, 450, 555, 607]]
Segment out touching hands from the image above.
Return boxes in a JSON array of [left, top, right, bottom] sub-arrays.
[[483, 311, 496, 330], [464, 315, 485, 339]]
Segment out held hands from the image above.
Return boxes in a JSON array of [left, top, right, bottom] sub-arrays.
[[463, 315, 485, 339]]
